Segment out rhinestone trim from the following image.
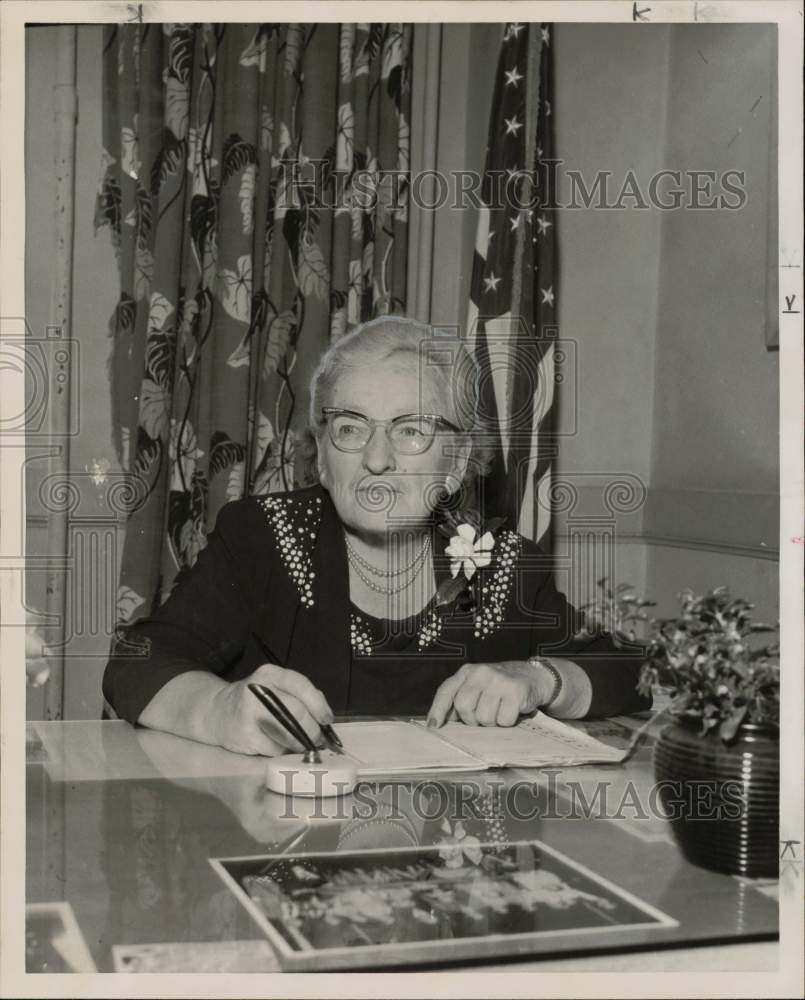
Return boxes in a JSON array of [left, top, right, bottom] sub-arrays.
[[349, 613, 374, 655], [416, 606, 444, 650], [349, 605, 445, 656], [473, 530, 521, 639], [257, 494, 322, 607]]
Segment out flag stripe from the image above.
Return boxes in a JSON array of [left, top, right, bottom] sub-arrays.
[[469, 22, 558, 548]]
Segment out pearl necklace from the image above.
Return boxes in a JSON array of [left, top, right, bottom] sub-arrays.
[[345, 535, 430, 578], [348, 537, 431, 595]]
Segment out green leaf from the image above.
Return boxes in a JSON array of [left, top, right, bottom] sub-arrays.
[[283, 24, 304, 75], [221, 134, 257, 186], [150, 130, 186, 196], [139, 378, 169, 441], [167, 23, 195, 84], [435, 576, 469, 608], [190, 194, 216, 263], [144, 333, 175, 387], [132, 431, 161, 478], [95, 174, 121, 235], [718, 704, 748, 742], [209, 432, 246, 477], [298, 235, 330, 300], [263, 310, 296, 376], [115, 292, 137, 333]]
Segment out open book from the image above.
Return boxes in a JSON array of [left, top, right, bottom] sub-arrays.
[[331, 716, 629, 777]]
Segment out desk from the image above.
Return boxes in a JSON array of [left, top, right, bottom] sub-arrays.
[[25, 719, 778, 973]]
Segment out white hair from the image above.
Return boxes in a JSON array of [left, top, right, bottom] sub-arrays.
[[309, 315, 480, 432], [300, 315, 492, 494]]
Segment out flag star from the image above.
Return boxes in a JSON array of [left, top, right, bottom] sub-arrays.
[[483, 272, 502, 293], [536, 145, 544, 159], [487, 230, 495, 244], [505, 166, 520, 179], [537, 215, 553, 234], [509, 214, 520, 231], [540, 286, 555, 306], [545, 99, 552, 117], [504, 115, 523, 136], [506, 22, 524, 40], [541, 26, 550, 45], [526, 209, 534, 222], [504, 65, 524, 87]]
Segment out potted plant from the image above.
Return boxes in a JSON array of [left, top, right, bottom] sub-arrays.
[[578, 579, 656, 644], [638, 586, 780, 878]]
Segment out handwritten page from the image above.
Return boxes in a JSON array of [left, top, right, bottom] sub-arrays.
[[332, 721, 484, 775], [422, 715, 627, 768]]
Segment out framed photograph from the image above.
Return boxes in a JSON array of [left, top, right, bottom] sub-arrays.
[[211, 839, 678, 970], [25, 902, 96, 973]]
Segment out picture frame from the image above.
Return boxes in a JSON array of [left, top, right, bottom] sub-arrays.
[[211, 838, 678, 971]]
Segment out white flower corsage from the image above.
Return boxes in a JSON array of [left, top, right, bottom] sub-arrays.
[[445, 524, 496, 581], [435, 509, 506, 610]]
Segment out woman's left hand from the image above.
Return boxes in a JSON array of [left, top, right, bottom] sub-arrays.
[[426, 660, 555, 728]]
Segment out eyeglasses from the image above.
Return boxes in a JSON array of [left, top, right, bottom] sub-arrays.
[[321, 408, 464, 456]]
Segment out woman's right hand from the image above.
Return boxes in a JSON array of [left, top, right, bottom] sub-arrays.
[[209, 663, 335, 757]]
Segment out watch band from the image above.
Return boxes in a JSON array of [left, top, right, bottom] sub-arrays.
[[527, 656, 563, 707]]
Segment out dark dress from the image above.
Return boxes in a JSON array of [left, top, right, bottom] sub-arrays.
[[103, 484, 651, 723]]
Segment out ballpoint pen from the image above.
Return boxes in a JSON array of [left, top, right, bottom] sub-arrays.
[[251, 633, 344, 754]]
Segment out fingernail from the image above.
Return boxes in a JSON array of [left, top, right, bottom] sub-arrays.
[[427, 716, 438, 728]]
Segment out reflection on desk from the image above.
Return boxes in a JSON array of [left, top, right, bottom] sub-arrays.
[[26, 720, 778, 973]]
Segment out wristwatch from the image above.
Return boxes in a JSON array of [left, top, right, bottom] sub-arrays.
[[527, 656, 563, 707]]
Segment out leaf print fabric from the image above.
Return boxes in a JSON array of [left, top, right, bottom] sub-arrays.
[[96, 23, 411, 618]]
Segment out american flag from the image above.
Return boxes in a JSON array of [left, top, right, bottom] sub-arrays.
[[467, 22, 558, 548]]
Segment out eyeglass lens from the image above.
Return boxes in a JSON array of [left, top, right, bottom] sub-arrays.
[[329, 413, 438, 454]]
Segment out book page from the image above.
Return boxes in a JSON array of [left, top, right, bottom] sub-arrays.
[[422, 715, 626, 768], [332, 721, 484, 775]]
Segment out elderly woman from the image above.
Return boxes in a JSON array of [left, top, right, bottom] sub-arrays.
[[103, 316, 650, 756]]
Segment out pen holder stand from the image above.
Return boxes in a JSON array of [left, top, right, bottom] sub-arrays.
[[265, 749, 358, 797]]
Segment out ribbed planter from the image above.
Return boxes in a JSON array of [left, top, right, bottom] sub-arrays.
[[654, 718, 779, 878]]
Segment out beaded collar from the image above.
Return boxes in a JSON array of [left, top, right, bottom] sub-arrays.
[[350, 530, 522, 655], [349, 601, 445, 656], [256, 492, 323, 607], [256, 491, 521, 648]]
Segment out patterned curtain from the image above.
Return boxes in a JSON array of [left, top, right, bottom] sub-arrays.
[[95, 23, 411, 618]]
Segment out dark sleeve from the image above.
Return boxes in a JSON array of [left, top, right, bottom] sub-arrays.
[[102, 499, 260, 725], [528, 567, 652, 720]]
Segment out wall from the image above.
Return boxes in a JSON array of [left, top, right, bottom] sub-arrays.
[[550, 25, 673, 611], [26, 25, 122, 720], [646, 23, 778, 620], [431, 23, 779, 622]]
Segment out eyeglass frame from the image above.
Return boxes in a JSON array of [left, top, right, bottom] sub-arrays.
[[320, 407, 466, 455]]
